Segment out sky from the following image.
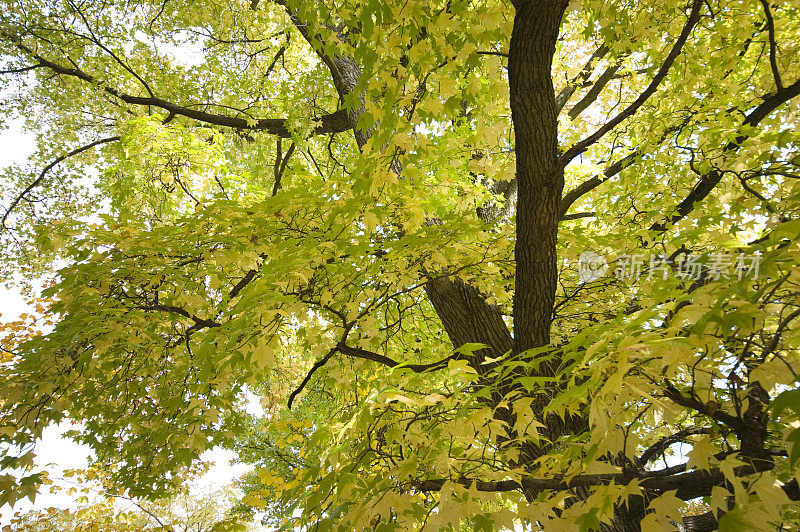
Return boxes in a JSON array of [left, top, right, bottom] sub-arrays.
[[0, 120, 256, 526]]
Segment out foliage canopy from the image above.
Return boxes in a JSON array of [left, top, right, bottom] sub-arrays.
[[2, 0, 800, 530]]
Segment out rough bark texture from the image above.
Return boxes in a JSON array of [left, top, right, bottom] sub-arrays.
[[424, 277, 512, 367], [509, 0, 568, 354]]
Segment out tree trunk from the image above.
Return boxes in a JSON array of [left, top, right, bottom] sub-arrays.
[[509, 0, 568, 355]]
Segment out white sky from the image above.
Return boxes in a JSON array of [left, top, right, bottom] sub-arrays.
[[0, 122, 256, 526]]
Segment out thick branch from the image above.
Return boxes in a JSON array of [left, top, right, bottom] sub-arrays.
[[272, 138, 296, 195], [424, 276, 512, 368], [636, 426, 711, 466], [560, 211, 595, 221], [0, 64, 43, 74], [681, 511, 718, 532], [662, 382, 745, 431], [759, 0, 783, 91], [272, 0, 363, 109], [560, 113, 698, 218], [567, 61, 622, 119], [136, 302, 221, 330], [6, 36, 354, 137], [336, 342, 457, 373], [559, 151, 639, 217], [287, 342, 459, 408], [742, 76, 800, 129], [287, 347, 336, 409], [413, 461, 768, 499]]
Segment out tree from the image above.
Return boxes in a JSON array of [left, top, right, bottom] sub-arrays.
[[4, 467, 246, 531], [1, 0, 800, 530]]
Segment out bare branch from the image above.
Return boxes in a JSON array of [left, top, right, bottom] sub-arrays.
[[228, 269, 259, 299]]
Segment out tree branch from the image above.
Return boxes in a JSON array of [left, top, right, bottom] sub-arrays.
[[136, 302, 221, 330], [560, 111, 699, 218], [288, 347, 336, 409], [681, 511, 718, 532], [662, 381, 745, 431], [555, 43, 609, 113], [759, 0, 783, 91], [271, 0, 358, 98], [477, 50, 509, 58], [272, 138, 296, 196], [67, 0, 156, 99], [411, 463, 754, 496], [560, 211, 595, 221], [414, 459, 778, 504], [567, 61, 622, 119], [0, 64, 43, 74], [651, 76, 800, 231], [636, 426, 711, 466], [763, 307, 800, 360], [5, 35, 354, 137], [559, 0, 703, 166], [1, 136, 120, 228], [287, 342, 457, 409], [559, 151, 639, 217], [336, 342, 457, 373]]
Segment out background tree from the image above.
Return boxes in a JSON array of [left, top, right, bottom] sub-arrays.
[[1, 0, 800, 530], [4, 470, 246, 532]]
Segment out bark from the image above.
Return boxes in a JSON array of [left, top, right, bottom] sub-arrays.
[[509, 0, 569, 354], [424, 277, 512, 368]]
